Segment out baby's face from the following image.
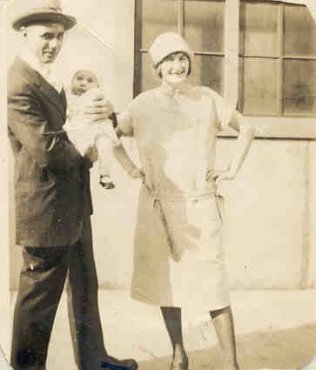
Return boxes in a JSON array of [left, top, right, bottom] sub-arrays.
[[71, 71, 98, 96]]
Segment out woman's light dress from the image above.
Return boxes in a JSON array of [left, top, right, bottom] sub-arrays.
[[118, 83, 237, 309]]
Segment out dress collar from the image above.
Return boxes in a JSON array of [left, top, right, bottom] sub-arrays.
[[158, 81, 193, 97]]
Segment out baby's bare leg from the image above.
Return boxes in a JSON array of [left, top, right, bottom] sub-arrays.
[[95, 136, 115, 189]]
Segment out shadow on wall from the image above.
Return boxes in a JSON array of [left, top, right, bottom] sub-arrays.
[[138, 323, 316, 370]]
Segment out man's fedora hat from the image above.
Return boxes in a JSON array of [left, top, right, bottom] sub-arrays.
[[12, 0, 77, 31]]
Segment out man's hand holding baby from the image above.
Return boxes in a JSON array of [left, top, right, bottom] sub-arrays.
[[81, 88, 114, 124], [67, 79, 142, 188]]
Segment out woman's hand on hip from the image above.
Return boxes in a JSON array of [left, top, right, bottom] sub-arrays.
[[214, 170, 236, 186], [206, 164, 235, 186]]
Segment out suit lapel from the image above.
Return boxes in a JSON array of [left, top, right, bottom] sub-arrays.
[[60, 88, 67, 111], [17, 57, 67, 121], [36, 74, 67, 121]]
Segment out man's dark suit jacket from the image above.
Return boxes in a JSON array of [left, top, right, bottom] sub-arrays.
[[8, 57, 93, 247]]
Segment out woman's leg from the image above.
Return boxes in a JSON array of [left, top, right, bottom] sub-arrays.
[[160, 307, 188, 369], [210, 306, 239, 370]]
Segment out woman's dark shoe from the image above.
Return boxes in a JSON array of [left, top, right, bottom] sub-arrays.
[[100, 356, 138, 370]]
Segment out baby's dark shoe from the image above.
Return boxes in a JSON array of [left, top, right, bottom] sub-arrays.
[[99, 175, 115, 189]]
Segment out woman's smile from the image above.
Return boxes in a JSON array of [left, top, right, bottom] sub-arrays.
[[160, 52, 190, 86]]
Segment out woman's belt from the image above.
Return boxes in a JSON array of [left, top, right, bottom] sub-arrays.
[[143, 184, 217, 202]]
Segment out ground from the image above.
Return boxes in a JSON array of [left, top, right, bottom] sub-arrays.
[[31, 289, 316, 370]]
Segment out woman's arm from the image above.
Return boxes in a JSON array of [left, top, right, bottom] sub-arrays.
[[115, 126, 124, 138], [115, 109, 134, 138], [215, 111, 255, 185], [113, 144, 143, 179]]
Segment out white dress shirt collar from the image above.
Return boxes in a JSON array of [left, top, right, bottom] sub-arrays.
[[19, 48, 63, 93]]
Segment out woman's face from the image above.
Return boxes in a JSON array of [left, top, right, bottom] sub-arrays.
[[159, 52, 190, 86]]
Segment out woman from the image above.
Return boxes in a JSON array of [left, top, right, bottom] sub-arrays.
[[116, 32, 255, 370]]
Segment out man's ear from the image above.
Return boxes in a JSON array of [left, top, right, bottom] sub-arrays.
[[19, 26, 27, 38]]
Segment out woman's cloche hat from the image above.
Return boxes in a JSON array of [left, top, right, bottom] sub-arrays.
[[11, 0, 77, 31], [149, 32, 194, 67]]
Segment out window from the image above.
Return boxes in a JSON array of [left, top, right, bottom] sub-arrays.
[[134, 0, 316, 117], [134, 0, 225, 95], [239, 1, 316, 116]]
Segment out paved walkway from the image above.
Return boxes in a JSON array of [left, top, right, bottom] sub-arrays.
[[10, 289, 316, 370]]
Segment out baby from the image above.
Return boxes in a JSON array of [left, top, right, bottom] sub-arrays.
[[66, 70, 142, 188]]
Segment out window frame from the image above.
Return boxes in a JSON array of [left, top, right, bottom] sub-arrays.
[[133, 0, 316, 139], [238, 0, 316, 117]]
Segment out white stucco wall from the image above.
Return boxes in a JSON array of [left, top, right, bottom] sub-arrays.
[[218, 140, 307, 289]]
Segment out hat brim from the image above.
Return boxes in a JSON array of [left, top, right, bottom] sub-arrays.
[[155, 50, 193, 68], [12, 11, 77, 31]]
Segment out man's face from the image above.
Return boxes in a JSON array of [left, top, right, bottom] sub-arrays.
[[21, 23, 65, 65]]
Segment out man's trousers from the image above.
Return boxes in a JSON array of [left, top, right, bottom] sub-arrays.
[[11, 218, 107, 370]]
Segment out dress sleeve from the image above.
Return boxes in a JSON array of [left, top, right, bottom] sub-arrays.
[[212, 91, 236, 132], [117, 100, 135, 137]]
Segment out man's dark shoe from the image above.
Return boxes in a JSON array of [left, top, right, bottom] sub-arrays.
[[101, 356, 138, 370]]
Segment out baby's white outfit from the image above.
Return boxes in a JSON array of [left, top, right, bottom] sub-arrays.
[[65, 88, 120, 180]]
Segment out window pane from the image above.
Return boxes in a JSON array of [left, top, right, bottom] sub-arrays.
[[240, 58, 278, 114], [283, 60, 316, 115], [190, 55, 223, 94], [284, 5, 316, 56], [135, 0, 178, 50], [134, 52, 160, 93], [239, 1, 279, 57], [184, 0, 224, 52]]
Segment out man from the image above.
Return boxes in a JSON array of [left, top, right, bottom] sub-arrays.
[[7, 1, 137, 369]]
